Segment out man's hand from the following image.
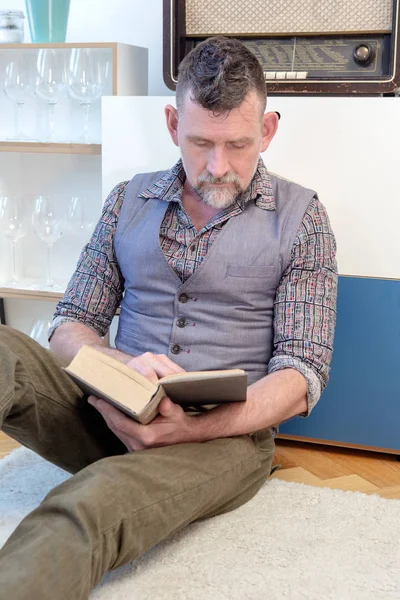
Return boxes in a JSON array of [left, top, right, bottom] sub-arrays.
[[88, 350, 195, 450], [124, 351, 185, 383], [88, 396, 196, 451]]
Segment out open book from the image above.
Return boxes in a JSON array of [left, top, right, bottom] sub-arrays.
[[64, 345, 248, 424]]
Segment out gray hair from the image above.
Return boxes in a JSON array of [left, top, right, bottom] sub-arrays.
[[176, 37, 266, 116]]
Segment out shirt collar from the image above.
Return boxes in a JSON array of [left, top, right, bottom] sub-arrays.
[[139, 157, 276, 211]]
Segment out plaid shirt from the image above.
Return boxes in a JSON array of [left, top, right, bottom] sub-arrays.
[[51, 158, 338, 414]]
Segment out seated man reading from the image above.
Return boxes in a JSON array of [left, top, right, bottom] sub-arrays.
[[0, 36, 337, 600]]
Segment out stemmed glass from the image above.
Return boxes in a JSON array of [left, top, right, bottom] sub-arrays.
[[4, 54, 36, 141], [68, 48, 109, 143], [0, 196, 28, 286], [67, 196, 96, 245], [32, 196, 65, 290], [28, 318, 52, 348], [36, 49, 68, 142]]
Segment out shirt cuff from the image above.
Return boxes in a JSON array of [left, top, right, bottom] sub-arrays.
[[267, 355, 322, 416]]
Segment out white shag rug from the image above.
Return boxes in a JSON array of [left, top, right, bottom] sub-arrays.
[[1, 447, 400, 600]]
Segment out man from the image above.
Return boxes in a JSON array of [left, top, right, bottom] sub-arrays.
[[0, 37, 337, 599]]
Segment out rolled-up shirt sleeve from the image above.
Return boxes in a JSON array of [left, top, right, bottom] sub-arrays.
[[48, 181, 129, 341], [268, 196, 338, 415]]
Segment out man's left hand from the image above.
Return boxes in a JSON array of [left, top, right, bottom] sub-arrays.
[[88, 396, 196, 451]]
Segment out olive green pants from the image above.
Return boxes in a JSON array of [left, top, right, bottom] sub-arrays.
[[0, 325, 274, 600]]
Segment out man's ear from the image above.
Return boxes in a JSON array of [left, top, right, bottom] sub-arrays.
[[261, 111, 279, 153], [165, 104, 179, 147]]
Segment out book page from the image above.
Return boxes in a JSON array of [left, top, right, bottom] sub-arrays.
[[74, 345, 156, 393], [65, 352, 154, 413]]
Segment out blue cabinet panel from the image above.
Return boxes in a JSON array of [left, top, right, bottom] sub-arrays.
[[279, 277, 400, 452]]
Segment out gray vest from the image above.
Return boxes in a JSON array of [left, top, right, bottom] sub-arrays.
[[114, 170, 315, 385]]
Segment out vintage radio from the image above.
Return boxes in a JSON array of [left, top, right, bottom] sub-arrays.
[[163, 0, 400, 94]]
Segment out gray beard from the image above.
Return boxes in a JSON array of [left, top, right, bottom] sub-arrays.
[[190, 171, 244, 209], [186, 161, 259, 210], [190, 182, 243, 209]]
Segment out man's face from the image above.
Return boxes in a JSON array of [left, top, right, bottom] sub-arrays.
[[166, 91, 276, 210]]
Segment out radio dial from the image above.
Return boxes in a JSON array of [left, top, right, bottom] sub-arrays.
[[353, 44, 375, 67]]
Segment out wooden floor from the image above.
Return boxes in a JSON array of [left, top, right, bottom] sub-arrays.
[[1, 432, 400, 499], [272, 439, 400, 499], [0, 432, 20, 460]]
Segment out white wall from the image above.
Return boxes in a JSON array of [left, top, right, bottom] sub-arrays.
[[102, 96, 400, 280], [0, 0, 172, 95]]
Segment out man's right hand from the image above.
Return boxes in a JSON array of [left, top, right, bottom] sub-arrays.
[[125, 352, 186, 384], [50, 322, 186, 381]]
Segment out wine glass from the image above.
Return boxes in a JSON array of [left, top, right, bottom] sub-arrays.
[[36, 49, 68, 142], [28, 318, 52, 348], [68, 49, 108, 143], [67, 196, 96, 244], [32, 195, 65, 290], [0, 196, 28, 286], [3, 54, 36, 141]]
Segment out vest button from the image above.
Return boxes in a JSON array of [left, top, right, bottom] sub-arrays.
[[176, 317, 186, 328], [178, 293, 189, 303], [171, 344, 182, 355]]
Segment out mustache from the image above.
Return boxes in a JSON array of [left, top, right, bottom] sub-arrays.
[[197, 171, 241, 186]]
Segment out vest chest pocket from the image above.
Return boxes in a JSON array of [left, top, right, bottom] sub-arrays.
[[225, 265, 277, 293]]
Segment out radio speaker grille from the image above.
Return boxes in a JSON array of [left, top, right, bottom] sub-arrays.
[[186, 0, 393, 35]]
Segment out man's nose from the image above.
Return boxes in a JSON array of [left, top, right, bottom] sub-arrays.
[[206, 147, 230, 179]]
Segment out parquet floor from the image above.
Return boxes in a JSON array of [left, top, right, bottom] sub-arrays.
[[272, 439, 400, 499], [1, 432, 400, 499], [0, 433, 20, 460]]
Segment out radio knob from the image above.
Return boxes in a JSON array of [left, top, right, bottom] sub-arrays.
[[353, 44, 375, 67]]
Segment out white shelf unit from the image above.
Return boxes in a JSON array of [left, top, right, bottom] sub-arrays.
[[0, 43, 148, 333], [0, 142, 101, 154]]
